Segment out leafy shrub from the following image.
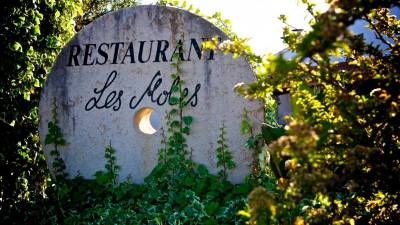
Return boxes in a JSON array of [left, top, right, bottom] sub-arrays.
[[233, 0, 400, 224], [0, 0, 82, 222]]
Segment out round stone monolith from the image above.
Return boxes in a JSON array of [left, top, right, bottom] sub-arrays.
[[40, 5, 263, 183]]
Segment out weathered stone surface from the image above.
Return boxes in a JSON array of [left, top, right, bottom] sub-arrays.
[[40, 5, 263, 183]]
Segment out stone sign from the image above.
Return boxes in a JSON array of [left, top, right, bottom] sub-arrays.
[[40, 5, 263, 183]]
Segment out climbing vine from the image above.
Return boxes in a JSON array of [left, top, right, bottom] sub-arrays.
[[215, 122, 236, 180], [45, 101, 68, 180], [158, 41, 192, 170]]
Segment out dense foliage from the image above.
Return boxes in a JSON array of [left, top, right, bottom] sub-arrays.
[[231, 0, 400, 224], [0, 0, 137, 223], [78, 0, 139, 28], [38, 144, 253, 224], [0, 0, 83, 221]]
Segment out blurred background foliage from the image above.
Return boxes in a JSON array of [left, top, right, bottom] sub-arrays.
[[229, 0, 399, 224]]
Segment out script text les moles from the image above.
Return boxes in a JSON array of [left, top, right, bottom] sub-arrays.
[[84, 70, 201, 111]]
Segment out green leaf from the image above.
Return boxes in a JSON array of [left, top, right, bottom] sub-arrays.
[[205, 202, 219, 215], [56, 137, 65, 145], [197, 164, 209, 177], [182, 116, 193, 126], [373, 74, 381, 79], [227, 161, 235, 169], [234, 183, 250, 194], [169, 96, 179, 105], [240, 120, 250, 134], [183, 176, 194, 186], [245, 137, 255, 148], [182, 126, 190, 135], [170, 120, 180, 128], [10, 42, 22, 52], [171, 84, 179, 92], [261, 125, 286, 144], [33, 78, 40, 87], [179, 102, 185, 109], [33, 25, 41, 35], [169, 108, 178, 115], [27, 46, 34, 56], [23, 91, 30, 101]]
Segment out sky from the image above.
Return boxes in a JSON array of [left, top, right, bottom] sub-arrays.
[[140, 0, 330, 55]]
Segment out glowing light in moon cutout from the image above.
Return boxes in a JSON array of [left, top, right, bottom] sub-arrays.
[[134, 107, 160, 134]]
